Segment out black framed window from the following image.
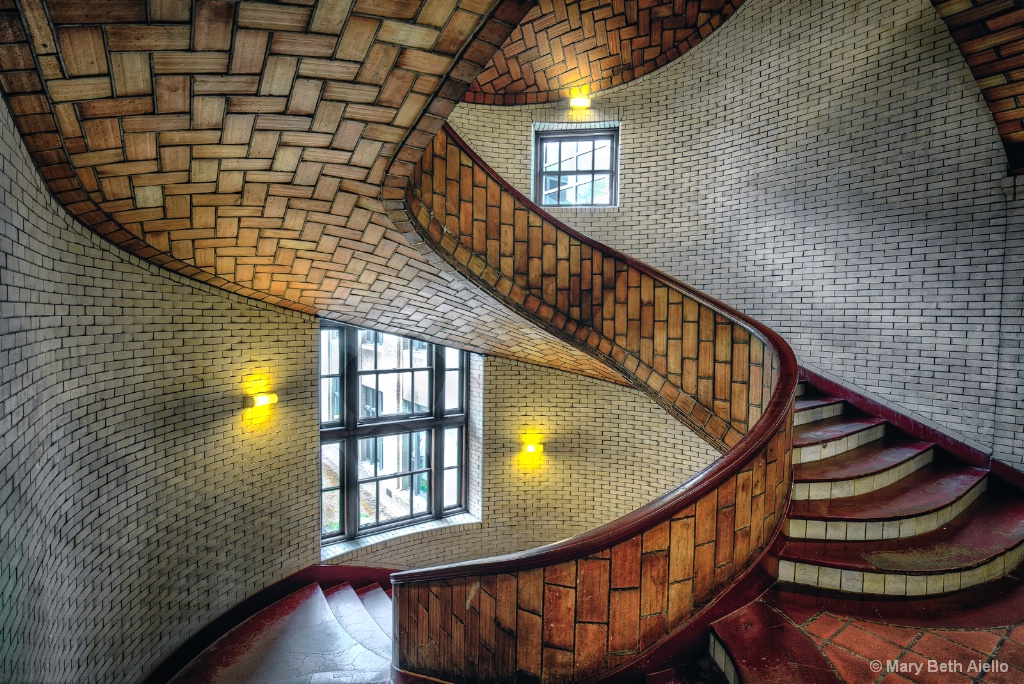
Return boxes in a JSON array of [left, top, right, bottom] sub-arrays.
[[319, 323, 468, 541], [534, 127, 618, 207]]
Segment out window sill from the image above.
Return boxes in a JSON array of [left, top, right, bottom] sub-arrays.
[[320, 512, 482, 564]]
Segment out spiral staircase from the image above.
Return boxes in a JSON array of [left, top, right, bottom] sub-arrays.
[[148, 125, 1024, 684]]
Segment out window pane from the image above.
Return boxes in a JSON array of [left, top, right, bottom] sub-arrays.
[[359, 482, 376, 528], [377, 371, 411, 416], [444, 427, 461, 468], [359, 375, 378, 418], [320, 377, 340, 423], [560, 141, 577, 171], [410, 430, 430, 470], [413, 370, 430, 413], [543, 141, 559, 171], [444, 468, 459, 508], [375, 434, 402, 477], [445, 347, 461, 369], [576, 177, 593, 205], [594, 174, 611, 205], [411, 339, 430, 367], [358, 438, 376, 478], [378, 476, 411, 523], [594, 140, 611, 169], [321, 443, 341, 488], [444, 369, 461, 411], [543, 175, 560, 205], [559, 175, 571, 204], [322, 490, 341, 536], [413, 472, 430, 514], [321, 329, 341, 375], [358, 329, 375, 370], [377, 333, 407, 370]]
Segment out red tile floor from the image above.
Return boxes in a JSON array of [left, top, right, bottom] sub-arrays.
[[746, 567, 1024, 683]]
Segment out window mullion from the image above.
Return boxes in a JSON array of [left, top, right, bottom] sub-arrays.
[[343, 325, 360, 540], [432, 344, 445, 518]]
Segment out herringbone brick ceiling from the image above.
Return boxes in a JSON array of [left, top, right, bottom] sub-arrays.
[[465, 0, 746, 105], [0, 0, 627, 383]]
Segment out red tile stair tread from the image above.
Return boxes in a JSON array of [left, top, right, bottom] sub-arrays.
[[789, 463, 986, 521], [710, 600, 843, 684], [794, 438, 935, 483], [794, 416, 887, 447], [782, 492, 1024, 574], [795, 396, 843, 412]]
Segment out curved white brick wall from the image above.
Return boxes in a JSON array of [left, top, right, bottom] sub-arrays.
[[449, 0, 1024, 468], [0, 94, 322, 681]]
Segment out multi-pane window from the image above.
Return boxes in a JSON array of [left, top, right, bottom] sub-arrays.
[[534, 128, 618, 207], [319, 324, 467, 541]]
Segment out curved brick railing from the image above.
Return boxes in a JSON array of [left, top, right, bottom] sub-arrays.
[[384, 124, 797, 683]]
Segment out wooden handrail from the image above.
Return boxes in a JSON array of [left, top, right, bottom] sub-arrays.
[[385, 123, 798, 683]]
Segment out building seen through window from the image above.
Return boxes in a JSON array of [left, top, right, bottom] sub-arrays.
[[319, 324, 467, 540]]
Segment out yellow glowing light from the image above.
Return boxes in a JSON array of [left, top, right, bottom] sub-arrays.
[[243, 392, 278, 408], [518, 450, 545, 469], [524, 443, 543, 453], [569, 96, 591, 109]]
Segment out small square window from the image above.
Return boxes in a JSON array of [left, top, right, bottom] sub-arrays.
[[534, 127, 618, 207]]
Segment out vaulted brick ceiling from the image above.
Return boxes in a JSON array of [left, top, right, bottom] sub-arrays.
[[464, 0, 746, 105], [0, 0, 627, 383], [932, 0, 1024, 174]]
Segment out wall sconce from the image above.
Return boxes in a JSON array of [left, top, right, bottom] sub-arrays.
[[569, 86, 591, 110], [243, 393, 278, 408]]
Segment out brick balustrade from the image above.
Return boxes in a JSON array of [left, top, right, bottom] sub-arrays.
[[385, 124, 797, 683]]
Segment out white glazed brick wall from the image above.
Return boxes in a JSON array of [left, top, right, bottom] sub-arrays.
[[448, 0, 1023, 469], [0, 94, 320, 682], [327, 355, 718, 569]]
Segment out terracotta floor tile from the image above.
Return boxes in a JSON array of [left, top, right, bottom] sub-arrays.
[[931, 629, 1004, 657], [832, 624, 903, 663], [856, 622, 924, 649], [880, 673, 914, 684], [893, 651, 974, 684], [912, 632, 987, 666], [806, 614, 848, 642], [980, 662, 1024, 684], [995, 638, 1024, 669], [1007, 624, 1024, 645], [822, 644, 877, 684]]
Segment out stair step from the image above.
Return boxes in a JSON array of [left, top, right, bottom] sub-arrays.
[[790, 462, 986, 522], [778, 491, 1024, 595], [794, 438, 934, 483], [709, 601, 841, 684], [356, 584, 393, 638], [793, 417, 887, 464], [325, 583, 392, 660], [170, 584, 389, 684], [793, 397, 844, 425]]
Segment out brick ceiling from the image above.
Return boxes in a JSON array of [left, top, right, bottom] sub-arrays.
[[932, 0, 1024, 175], [0, 0, 629, 383], [464, 0, 746, 105]]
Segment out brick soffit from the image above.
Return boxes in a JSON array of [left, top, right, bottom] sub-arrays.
[[932, 0, 1024, 175], [464, 0, 747, 105], [0, 0, 627, 384]]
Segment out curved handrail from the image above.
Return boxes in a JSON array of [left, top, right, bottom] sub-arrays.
[[391, 124, 797, 581], [386, 123, 798, 683]]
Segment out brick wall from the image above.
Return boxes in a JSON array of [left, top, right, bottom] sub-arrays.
[[328, 355, 718, 570], [448, 0, 1024, 469], [0, 92, 320, 683]]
